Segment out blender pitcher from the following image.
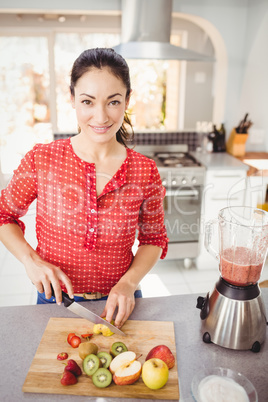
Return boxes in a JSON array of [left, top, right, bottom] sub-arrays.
[[205, 206, 268, 286]]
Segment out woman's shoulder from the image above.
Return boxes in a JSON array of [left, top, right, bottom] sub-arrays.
[[27, 139, 72, 168], [32, 138, 70, 154], [127, 147, 156, 167]]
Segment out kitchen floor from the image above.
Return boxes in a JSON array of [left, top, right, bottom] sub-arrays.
[[1, 240, 268, 307]]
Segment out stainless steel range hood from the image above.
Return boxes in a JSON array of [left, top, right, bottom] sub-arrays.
[[113, 0, 214, 62]]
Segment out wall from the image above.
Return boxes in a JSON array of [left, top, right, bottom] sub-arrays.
[[239, 0, 268, 151], [173, 0, 268, 150], [172, 18, 214, 128]]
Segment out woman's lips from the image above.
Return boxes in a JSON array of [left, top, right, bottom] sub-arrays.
[[89, 125, 112, 134]]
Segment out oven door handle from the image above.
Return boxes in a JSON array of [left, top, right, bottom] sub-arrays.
[[165, 189, 199, 198]]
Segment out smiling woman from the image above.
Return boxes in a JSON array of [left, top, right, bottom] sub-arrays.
[[0, 47, 169, 329]]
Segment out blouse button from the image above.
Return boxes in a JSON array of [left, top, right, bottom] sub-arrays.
[[91, 209, 96, 213], [89, 228, 94, 232]]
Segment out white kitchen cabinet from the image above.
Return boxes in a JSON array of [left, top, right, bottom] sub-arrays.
[[244, 174, 268, 209], [196, 168, 247, 270]]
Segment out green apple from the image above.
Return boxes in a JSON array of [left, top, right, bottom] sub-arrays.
[[142, 358, 169, 390]]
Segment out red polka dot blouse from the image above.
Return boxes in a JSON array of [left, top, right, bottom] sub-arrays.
[[0, 139, 169, 294]]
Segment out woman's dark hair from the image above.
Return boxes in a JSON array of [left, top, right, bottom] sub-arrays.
[[70, 48, 133, 146]]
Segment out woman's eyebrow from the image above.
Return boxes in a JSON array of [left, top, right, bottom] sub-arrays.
[[79, 93, 123, 99]]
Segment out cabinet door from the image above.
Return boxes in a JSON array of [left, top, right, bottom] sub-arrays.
[[244, 175, 268, 208], [197, 169, 247, 270], [202, 170, 247, 219]]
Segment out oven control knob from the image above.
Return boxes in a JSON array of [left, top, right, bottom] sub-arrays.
[[192, 177, 197, 184], [162, 178, 167, 186], [171, 179, 177, 186], [181, 178, 187, 185]]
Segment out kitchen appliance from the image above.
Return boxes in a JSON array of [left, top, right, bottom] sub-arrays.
[[135, 144, 205, 262], [196, 206, 268, 352], [52, 288, 125, 336], [113, 0, 214, 61]]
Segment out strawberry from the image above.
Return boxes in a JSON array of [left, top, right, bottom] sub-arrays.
[[60, 370, 78, 386], [57, 352, 68, 361], [69, 335, 81, 348], [65, 359, 82, 377], [67, 332, 76, 345], [81, 333, 93, 339]]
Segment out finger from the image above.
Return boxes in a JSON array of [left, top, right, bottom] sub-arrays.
[[58, 271, 74, 299], [34, 282, 44, 294], [100, 308, 107, 318], [42, 280, 54, 300], [114, 299, 135, 328], [50, 280, 63, 305], [104, 298, 118, 323]]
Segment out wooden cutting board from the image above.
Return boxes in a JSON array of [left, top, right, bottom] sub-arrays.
[[23, 317, 179, 400]]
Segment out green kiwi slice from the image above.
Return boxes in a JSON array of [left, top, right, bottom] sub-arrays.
[[92, 367, 112, 388], [110, 341, 128, 357], [97, 351, 113, 369], [83, 354, 102, 376]]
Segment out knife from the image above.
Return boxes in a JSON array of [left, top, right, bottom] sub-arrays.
[[52, 288, 126, 336]]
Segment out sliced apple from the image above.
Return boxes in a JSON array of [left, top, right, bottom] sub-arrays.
[[109, 351, 136, 375], [113, 360, 142, 385]]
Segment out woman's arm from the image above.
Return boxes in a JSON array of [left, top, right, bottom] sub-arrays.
[[0, 223, 74, 303], [101, 244, 162, 328]]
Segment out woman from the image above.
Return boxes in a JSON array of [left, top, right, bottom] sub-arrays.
[[0, 48, 168, 328]]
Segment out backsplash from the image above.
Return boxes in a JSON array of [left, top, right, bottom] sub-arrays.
[[54, 131, 199, 151], [129, 131, 199, 151]]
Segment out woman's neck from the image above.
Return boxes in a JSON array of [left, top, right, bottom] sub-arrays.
[[71, 134, 125, 164]]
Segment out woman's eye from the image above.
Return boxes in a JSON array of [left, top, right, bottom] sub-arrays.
[[82, 99, 92, 105], [109, 100, 120, 106]]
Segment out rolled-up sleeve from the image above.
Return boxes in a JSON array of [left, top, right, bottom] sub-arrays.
[[137, 162, 169, 259], [0, 148, 37, 233]]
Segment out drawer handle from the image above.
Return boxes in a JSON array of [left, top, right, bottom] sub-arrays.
[[212, 175, 243, 178], [211, 197, 240, 201]]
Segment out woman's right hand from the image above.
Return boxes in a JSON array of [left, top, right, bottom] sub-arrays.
[[22, 250, 74, 304], [0, 223, 73, 304]]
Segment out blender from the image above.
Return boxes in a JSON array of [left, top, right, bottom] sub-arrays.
[[196, 206, 268, 352]]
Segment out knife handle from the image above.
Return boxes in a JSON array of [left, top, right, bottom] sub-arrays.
[[50, 285, 74, 307]]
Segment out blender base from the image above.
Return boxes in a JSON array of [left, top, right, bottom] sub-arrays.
[[197, 277, 267, 352]]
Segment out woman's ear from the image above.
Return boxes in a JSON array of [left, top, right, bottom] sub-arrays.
[[125, 90, 132, 110]]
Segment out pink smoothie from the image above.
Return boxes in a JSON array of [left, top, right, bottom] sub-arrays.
[[220, 246, 263, 286]]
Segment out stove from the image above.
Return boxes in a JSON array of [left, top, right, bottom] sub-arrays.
[[134, 145, 205, 186], [134, 145, 206, 263]]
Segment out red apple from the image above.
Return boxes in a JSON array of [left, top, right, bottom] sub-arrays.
[[145, 345, 175, 369], [113, 360, 142, 385], [142, 358, 169, 390]]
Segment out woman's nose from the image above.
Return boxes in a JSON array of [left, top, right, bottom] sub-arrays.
[[95, 105, 108, 124]]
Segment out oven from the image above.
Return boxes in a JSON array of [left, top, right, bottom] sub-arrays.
[[135, 145, 205, 263]]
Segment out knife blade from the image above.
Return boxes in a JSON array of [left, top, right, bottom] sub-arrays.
[[53, 288, 125, 336]]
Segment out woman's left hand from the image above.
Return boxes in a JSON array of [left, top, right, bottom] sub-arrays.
[[100, 282, 136, 328]]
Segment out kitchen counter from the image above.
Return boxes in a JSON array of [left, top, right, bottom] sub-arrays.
[[1, 291, 268, 401], [236, 152, 268, 176], [191, 151, 249, 171]]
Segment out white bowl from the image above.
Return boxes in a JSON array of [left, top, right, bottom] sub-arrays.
[[191, 367, 258, 402]]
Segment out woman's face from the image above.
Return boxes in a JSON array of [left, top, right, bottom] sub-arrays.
[[71, 67, 130, 144]]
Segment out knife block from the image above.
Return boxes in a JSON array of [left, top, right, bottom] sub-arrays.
[[226, 128, 248, 157]]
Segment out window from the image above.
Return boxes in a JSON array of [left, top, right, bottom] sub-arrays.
[[0, 36, 51, 174], [0, 30, 184, 174], [127, 34, 182, 131]]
